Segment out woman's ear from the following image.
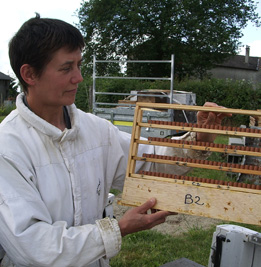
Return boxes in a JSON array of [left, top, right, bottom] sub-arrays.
[[20, 64, 37, 86]]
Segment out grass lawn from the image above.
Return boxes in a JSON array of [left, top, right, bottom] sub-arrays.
[[111, 223, 261, 267], [187, 135, 230, 181], [111, 226, 216, 267]]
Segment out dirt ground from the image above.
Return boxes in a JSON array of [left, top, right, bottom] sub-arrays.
[[113, 194, 222, 236]]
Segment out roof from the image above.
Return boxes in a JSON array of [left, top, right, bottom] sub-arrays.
[[216, 55, 260, 71], [0, 72, 11, 80]]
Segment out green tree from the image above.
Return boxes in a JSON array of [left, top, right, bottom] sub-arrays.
[[78, 0, 260, 79]]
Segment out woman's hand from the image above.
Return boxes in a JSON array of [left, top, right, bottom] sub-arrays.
[[118, 198, 176, 237]]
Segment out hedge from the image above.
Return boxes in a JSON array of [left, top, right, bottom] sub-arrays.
[[75, 78, 261, 126]]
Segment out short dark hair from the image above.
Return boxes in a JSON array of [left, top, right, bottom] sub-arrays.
[[9, 13, 85, 93]]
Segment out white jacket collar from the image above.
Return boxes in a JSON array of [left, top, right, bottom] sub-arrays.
[[16, 93, 79, 142]]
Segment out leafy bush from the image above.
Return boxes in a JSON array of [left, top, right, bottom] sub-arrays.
[[75, 77, 261, 126], [0, 104, 16, 116], [75, 77, 171, 111], [175, 78, 261, 126], [75, 78, 91, 112]]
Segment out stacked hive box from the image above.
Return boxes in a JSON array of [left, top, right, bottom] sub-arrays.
[[120, 103, 261, 225]]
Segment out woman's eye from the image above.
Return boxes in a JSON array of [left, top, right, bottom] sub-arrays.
[[63, 67, 71, 71]]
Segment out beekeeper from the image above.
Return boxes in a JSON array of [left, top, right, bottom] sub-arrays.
[[0, 14, 229, 267]]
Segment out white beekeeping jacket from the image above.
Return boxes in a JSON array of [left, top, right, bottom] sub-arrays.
[[0, 93, 205, 267]]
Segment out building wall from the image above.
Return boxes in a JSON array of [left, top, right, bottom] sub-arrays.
[[208, 67, 261, 87], [0, 80, 9, 104]]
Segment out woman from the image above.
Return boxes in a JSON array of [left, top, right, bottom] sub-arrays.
[[0, 14, 229, 267]]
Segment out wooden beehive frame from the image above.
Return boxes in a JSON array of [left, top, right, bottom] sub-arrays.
[[120, 103, 261, 225]]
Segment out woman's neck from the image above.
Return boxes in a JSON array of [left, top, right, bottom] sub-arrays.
[[25, 95, 66, 131]]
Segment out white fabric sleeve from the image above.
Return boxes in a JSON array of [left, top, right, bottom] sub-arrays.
[[95, 218, 122, 259]]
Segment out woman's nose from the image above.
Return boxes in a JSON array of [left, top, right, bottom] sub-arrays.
[[72, 69, 83, 84]]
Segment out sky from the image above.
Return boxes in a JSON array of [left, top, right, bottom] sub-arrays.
[[0, 0, 82, 78], [0, 0, 261, 78]]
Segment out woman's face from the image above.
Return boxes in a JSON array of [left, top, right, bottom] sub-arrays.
[[26, 47, 83, 109]]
